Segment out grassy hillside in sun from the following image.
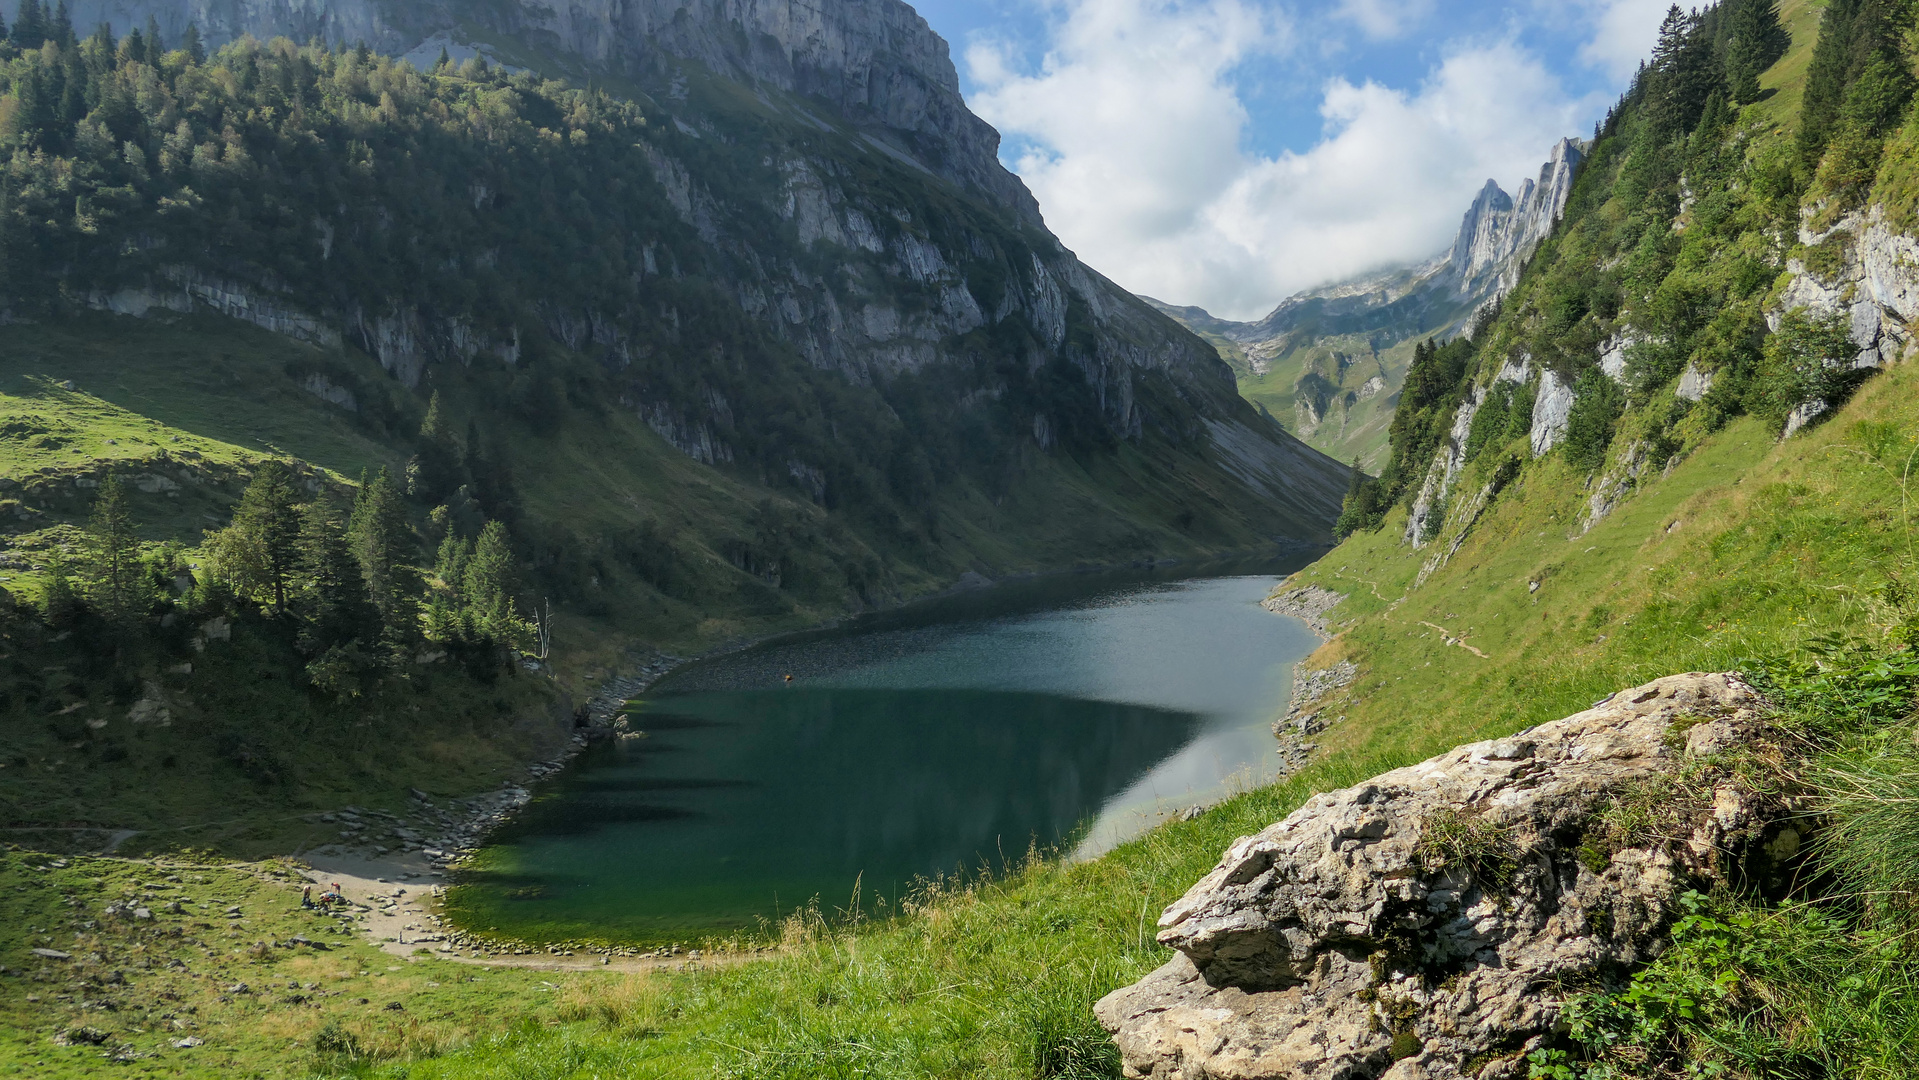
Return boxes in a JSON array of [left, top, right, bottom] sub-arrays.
[[1233, 331, 1426, 473]]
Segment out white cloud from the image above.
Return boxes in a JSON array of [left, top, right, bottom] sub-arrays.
[[1568, 0, 1672, 80], [967, 0, 1284, 249], [1335, 0, 1433, 40], [969, 1, 1598, 320]]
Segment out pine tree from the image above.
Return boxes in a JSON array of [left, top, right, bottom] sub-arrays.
[[1799, 0, 1864, 168], [1646, 4, 1722, 138], [295, 498, 376, 655], [406, 391, 465, 501], [47, 0, 70, 47], [1724, 0, 1791, 105], [423, 532, 472, 642], [10, 0, 44, 49], [232, 462, 304, 611], [1797, 0, 1914, 175], [464, 520, 527, 649], [348, 467, 415, 643], [84, 474, 150, 626], [180, 21, 203, 64]]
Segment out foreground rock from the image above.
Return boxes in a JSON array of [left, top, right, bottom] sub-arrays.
[[1096, 673, 1793, 1080]]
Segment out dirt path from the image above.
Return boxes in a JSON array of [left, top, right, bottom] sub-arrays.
[[297, 855, 741, 974]]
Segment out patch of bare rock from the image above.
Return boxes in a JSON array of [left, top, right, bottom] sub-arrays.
[[1262, 585, 1344, 640], [1096, 672, 1800, 1080]]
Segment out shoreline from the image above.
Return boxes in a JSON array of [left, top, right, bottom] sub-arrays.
[[1262, 579, 1356, 776], [301, 549, 1335, 959]]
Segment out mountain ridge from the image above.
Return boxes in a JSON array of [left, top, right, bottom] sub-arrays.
[[1146, 136, 1586, 469]]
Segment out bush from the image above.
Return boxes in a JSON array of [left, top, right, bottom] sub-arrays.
[[1747, 308, 1866, 434], [1562, 370, 1625, 475]]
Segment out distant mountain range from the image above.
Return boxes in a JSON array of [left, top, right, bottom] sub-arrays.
[[1146, 137, 1585, 469]]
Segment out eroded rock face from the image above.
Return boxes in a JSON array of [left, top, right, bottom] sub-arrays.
[[1095, 673, 1775, 1080]]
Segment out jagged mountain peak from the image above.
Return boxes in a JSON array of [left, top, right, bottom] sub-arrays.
[[1145, 135, 1584, 469], [1443, 136, 1585, 298]]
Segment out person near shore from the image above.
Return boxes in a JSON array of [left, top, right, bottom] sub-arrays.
[[302, 886, 313, 908]]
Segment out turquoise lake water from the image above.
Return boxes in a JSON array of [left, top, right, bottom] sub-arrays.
[[451, 561, 1320, 944]]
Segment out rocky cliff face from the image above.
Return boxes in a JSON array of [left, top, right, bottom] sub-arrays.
[[69, 0, 1041, 225], [50, 0, 1349, 546], [1439, 138, 1584, 301], [1147, 138, 1584, 469], [1096, 672, 1796, 1080]]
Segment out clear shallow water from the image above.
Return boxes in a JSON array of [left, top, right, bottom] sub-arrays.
[[449, 562, 1321, 944]]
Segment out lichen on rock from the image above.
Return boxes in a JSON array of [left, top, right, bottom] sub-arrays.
[[1095, 672, 1796, 1080]]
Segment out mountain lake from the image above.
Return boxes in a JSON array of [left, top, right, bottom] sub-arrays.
[[447, 557, 1322, 945]]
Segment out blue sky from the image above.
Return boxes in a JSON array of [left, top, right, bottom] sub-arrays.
[[906, 0, 1672, 319]]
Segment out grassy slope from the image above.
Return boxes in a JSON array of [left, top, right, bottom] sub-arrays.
[[1749, 0, 1825, 133], [8, 377, 1902, 1076], [1235, 333, 1417, 472], [0, 852, 592, 1079]]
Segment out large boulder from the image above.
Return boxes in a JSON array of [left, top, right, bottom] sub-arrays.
[[1095, 673, 1788, 1080]]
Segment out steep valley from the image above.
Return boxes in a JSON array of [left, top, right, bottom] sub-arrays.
[[0, 0, 1347, 854], [10, 0, 1919, 1077]]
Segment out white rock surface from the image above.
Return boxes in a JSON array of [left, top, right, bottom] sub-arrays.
[[1096, 673, 1784, 1080], [1528, 368, 1574, 457], [1405, 388, 1481, 546]]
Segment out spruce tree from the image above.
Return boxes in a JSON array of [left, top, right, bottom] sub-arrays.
[[1646, 4, 1721, 138], [85, 474, 149, 627], [1724, 0, 1791, 105], [10, 0, 44, 49], [47, 0, 70, 47], [348, 467, 415, 644], [1799, 0, 1864, 168], [423, 532, 472, 642], [233, 462, 304, 611], [180, 21, 203, 64], [295, 498, 375, 655], [464, 520, 526, 648], [406, 391, 465, 501], [143, 13, 161, 56]]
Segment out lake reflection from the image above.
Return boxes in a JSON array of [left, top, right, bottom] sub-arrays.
[[450, 568, 1319, 944]]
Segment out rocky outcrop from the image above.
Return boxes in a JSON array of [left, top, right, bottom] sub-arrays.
[[1527, 367, 1574, 457], [1404, 389, 1481, 546], [1097, 672, 1793, 1080], [1769, 205, 1919, 436], [1261, 585, 1344, 641], [1775, 206, 1919, 369]]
